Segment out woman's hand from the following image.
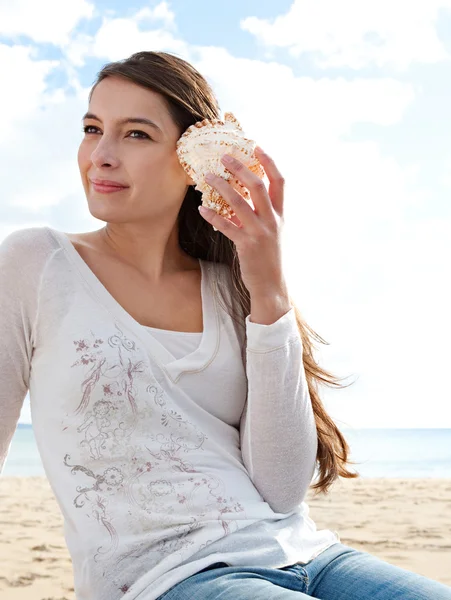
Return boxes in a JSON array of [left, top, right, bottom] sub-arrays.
[[198, 147, 288, 300]]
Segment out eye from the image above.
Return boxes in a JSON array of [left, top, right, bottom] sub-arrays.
[[83, 125, 99, 134], [81, 126, 152, 140], [128, 130, 152, 140]]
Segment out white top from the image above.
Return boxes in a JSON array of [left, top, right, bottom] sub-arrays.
[[143, 327, 202, 361], [0, 226, 340, 600]]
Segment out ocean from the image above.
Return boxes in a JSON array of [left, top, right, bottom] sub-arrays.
[[2, 425, 451, 478]]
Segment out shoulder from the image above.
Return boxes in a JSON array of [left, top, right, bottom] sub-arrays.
[[0, 226, 56, 255], [0, 226, 60, 282]]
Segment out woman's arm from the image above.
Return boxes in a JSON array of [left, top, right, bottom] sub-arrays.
[[240, 305, 318, 514], [0, 230, 39, 474]]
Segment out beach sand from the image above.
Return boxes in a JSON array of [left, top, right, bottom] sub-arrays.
[[0, 477, 450, 599]]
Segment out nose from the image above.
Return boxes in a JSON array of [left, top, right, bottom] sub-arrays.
[[90, 135, 121, 169]]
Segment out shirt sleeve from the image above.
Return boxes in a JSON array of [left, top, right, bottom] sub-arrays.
[[0, 229, 42, 474], [239, 306, 318, 514]]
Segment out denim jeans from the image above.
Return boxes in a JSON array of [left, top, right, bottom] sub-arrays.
[[157, 542, 451, 599]]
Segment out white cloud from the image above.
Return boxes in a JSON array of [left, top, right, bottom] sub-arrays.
[[313, 217, 451, 428], [65, 2, 186, 65], [0, 91, 88, 210], [0, 43, 87, 211], [91, 18, 186, 60], [0, 44, 58, 137], [241, 0, 451, 69], [442, 155, 451, 188], [0, 0, 94, 45], [135, 1, 176, 29]]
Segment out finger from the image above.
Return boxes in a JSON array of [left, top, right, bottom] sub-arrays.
[[198, 205, 244, 243], [254, 147, 285, 217], [205, 172, 256, 228], [220, 154, 273, 220]]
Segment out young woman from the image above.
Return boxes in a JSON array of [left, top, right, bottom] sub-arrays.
[[0, 51, 449, 600]]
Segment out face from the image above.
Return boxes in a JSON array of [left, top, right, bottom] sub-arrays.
[[77, 76, 194, 226]]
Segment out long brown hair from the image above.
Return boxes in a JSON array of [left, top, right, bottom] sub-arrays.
[[90, 51, 360, 495]]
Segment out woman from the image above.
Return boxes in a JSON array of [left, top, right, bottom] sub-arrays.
[[0, 51, 449, 600]]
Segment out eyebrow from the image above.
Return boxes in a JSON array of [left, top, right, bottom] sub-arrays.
[[82, 112, 163, 134]]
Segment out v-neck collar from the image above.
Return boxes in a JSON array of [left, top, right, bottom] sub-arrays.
[[47, 227, 220, 384]]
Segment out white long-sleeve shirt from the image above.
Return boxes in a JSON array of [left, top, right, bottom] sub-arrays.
[[0, 226, 340, 600]]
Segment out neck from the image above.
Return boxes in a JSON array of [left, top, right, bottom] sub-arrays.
[[96, 223, 197, 283]]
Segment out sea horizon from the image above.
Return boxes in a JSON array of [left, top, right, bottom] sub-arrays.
[[2, 424, 451, 478]]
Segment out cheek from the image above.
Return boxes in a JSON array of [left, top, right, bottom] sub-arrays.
[[134, 152, 175, 184], [77, 142, 89, 174]]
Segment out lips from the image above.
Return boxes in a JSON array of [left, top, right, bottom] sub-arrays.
[[90, 178, 129, 194], [90, 178, 128, 188]]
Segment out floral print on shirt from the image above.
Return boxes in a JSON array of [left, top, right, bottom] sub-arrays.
[[63, 324, 245, 595]]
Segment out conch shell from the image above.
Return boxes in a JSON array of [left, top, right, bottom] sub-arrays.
[[176, 112, 265, 230]]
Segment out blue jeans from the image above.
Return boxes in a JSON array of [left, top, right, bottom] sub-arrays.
[[157, 542, 451, 599]]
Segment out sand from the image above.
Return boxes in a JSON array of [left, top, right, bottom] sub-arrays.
[[0, 477, 450, 599]]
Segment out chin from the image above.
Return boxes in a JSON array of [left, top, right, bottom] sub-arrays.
[[85, 200, 127, 223]]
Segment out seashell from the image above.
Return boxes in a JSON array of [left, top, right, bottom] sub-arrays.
[[176, 112, 265, 231]]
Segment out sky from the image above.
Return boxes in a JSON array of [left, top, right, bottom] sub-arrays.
[[1, 0, 450, 429]]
